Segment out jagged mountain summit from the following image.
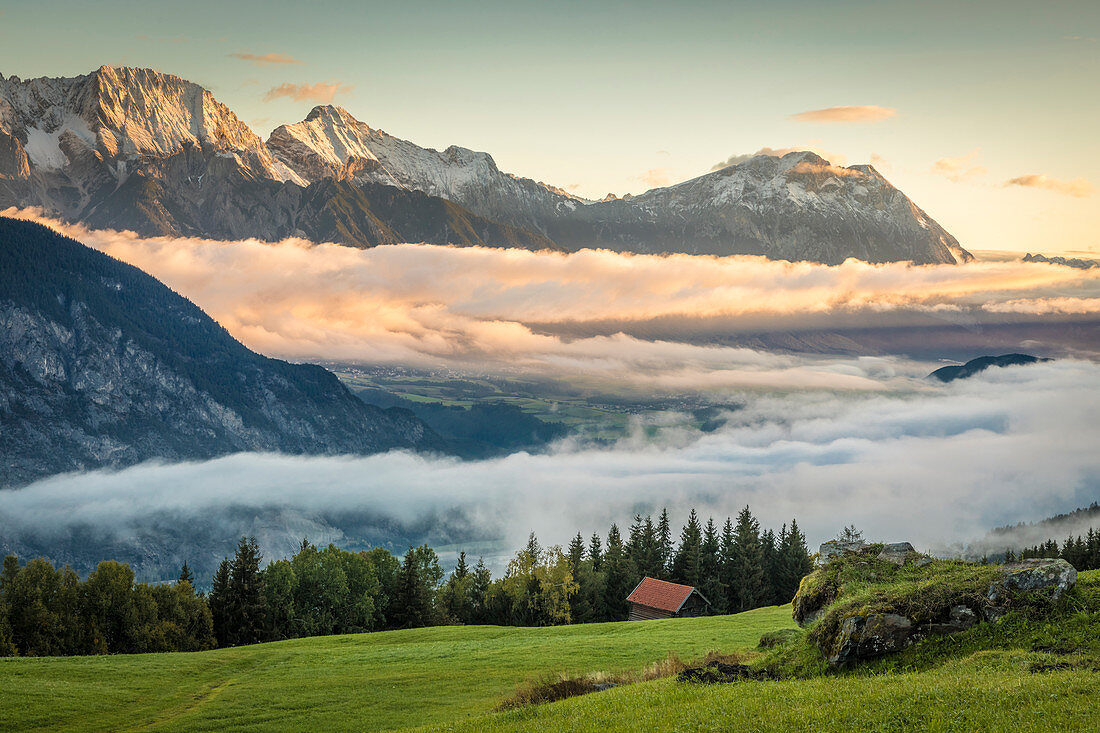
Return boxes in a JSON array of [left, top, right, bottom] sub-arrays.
[[0, 67, 550, 249], [0, 216, 441, 488], [1, 66, 971, 264]]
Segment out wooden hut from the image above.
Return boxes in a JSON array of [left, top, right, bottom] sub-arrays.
[[625, 577, 710, 621]]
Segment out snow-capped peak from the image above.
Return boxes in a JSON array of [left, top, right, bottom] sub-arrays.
[[0, 66, 298, 182]]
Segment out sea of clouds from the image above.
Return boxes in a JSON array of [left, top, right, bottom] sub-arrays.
[[2, 210, 1098, 575], [3, 360, 1097, 574]]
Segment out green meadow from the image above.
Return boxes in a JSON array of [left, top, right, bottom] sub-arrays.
[[0, 606, 791, 732], [4, 569, 1099, 732]]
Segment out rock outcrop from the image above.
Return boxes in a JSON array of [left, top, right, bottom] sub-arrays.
[[794, 543, 1079, 667]]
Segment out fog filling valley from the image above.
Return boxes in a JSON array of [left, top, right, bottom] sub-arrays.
[[3, 211, 1100, 580], [3, 357, 1098, 580]]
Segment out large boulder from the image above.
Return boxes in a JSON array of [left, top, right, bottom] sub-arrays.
[[828, 613, 917, 666], [877, 542, 931, 566], [988, 559, 1077, 604], [817, 539, 873, 566]]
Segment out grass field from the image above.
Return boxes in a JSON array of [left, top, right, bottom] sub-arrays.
[[0, 606, 792, 732], [440, 651, 1100, 732], [6, 571, 1099, 732], [432, 568, 1100, 733]]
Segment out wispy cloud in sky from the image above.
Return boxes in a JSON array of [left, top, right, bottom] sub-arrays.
[[1004, 174, 1094, 198], [263, 81, 352, 104], [789, 105, 897, 123], [932, 150, 987, 182], [639, 168, 672, 187], [230, 52, 302, 65]]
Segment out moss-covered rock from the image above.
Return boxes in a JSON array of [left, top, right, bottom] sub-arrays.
[[791, 549, 1080, 667]]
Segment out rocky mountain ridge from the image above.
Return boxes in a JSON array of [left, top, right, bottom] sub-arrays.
[[0, 216, 440, 488], [2, 66, 971, 264]]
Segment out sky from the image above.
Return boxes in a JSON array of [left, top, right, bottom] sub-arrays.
[[1, 0, 1097, 255]]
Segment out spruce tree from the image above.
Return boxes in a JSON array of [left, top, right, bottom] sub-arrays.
[[698, 518, 725, 612], [227, 537, 266, 646], [454, 551, 469, 579], [208, 557, 231, 646], [567, 533, 586, 575], [178, 561, 194, 586], [759, 529, 778, 605], [470, 558, 492, 624], [671, 509, 703, 587], [729, 506, 765, 612], [602, 524, 632, 621], [718, 518, 737, 613], [394, 548, 429, 628], [784, 520, 812, 593], [589, 533, 603, 572], [641, 515, 659, 577], [657, 509, 673, 579], [626, 515, 645, 570]]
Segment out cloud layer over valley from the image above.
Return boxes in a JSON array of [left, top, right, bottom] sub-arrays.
[[2, 360, 1097, 578], [7, 211, 1100, 393]]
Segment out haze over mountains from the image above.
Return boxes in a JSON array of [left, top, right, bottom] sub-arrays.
[[0, 66, 971, 265]]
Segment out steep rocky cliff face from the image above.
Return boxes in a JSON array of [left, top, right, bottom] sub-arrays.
[[1, 66, 971, 265], [0, 217, 439, 487]]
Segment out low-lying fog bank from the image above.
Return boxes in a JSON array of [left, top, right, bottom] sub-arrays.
[[3, 360, 1096, 582]]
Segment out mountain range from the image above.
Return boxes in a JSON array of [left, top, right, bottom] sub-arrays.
[[0, 66, 971, 265], [0, 216, 439, 488]]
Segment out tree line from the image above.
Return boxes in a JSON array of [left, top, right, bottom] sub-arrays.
[[1008, 527, 1100, 570], [1, 506, 812, 656], [0, 556, 212, 657]]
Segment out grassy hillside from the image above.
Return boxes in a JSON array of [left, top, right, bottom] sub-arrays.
[[436, 568, 1100, 732], [438, 652, 1098, 732], [0, 606, 792, 732]]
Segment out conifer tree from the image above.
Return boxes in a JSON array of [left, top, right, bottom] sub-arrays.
[[759, 528, 778, 605], [470, 558, 492, 623], [454, 551, 469, 579], [394, 548, 430, 628], [657, 508, 673, 579], [226, 537, 266, 646], [626, 515, 645, 570], [602, 524, 632, 621], [729, 506, 765, 611], [208, 557, 231, 646], [567, 533, 586, 574], [640, 515, 660, 577], [177, 561, 194, 586], [716, 518, 737, 613], [671, 509, 703, 587], [589, 533, 603, 572], [698, 518, 725, 612], [783, 518, 813, 598]]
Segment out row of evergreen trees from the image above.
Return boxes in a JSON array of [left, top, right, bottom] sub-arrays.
[[0, 556, 213, 657], [1, 506, 813, 656], [1012, 527, 1100, 570]]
